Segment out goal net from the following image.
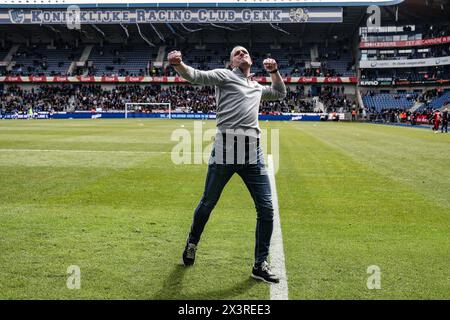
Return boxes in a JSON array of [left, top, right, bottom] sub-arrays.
[[124, 103, 172, 119]]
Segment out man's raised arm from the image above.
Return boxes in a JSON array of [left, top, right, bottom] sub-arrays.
[[261, 58, 287, 100], [167, 50, 227, 86]]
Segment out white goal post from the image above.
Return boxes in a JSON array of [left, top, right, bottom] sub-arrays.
[[124, 103, 172, 119]]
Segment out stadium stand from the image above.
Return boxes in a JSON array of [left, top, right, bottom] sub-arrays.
[[181, 44, 229, 71], [9, 44, 82, 76], [425, 90, 450, 109], [1, 83, 356, 114], [362, 92, 417, 111], [0, 41, 357, 78], [86, 44, 159, 77], [318, 44, 355, 77]]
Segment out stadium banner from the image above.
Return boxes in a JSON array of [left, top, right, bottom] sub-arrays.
[[0, 7, 343, 24], [359, 56, 450, 69], [1, 112, 51, 119], [360, 36, 450, 49], [359, 78, 450, 86], [360, 78, 393, 86], [393, 79, 450, 85], [416, 115, 431, 124], [360, 80, 381, 86], [393, 80, 411, 85], [0, 76, 357, 84]]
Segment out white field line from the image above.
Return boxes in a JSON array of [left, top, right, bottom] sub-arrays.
[[267, 154, 289, 300], [0, 148, 205, 155]]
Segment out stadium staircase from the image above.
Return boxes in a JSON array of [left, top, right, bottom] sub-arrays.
[[3, 45, 19, 63], [154, 45, 166, 68], [357, 90, 365, 110], [310, 45, 319, 63], [313, 97, 325, 113], [66, 96, 76, 112], [80, 45, 94, 62], [69, 45, 93, 76], [409, 101, 425, 112], [2, 45, 20, 72]]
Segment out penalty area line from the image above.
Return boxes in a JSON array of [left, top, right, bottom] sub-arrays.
[[267, 154, 289, 300], [0, 149, 205, 155]]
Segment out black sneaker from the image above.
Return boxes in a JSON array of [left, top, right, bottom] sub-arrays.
[[251, 261, 280, 284], [182, 242, 197, 266]]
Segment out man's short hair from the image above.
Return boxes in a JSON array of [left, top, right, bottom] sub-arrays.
[[229, 45, 249, 67]]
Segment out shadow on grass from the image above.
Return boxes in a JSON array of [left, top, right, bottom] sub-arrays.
[[151, 264, 258, 300]]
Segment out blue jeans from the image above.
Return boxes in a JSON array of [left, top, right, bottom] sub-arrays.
[[187, 138, 274, 266]]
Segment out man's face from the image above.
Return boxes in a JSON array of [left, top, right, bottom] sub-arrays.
[[230, 46, 252, 69]]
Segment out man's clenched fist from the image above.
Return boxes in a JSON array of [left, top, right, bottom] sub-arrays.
[[263, 58, 278, 73], [168, 50, 182, 66]]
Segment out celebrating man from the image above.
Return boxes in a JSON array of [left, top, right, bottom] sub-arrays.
[[167, 46, 286, 283]]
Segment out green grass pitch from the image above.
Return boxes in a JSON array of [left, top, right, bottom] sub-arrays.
[[0, 119, 448, 299]]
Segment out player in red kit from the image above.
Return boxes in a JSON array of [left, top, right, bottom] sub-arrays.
[[432, 110, 441, 133]]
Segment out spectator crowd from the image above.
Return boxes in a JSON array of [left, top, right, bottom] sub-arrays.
[[0, 84, 357, 115]]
